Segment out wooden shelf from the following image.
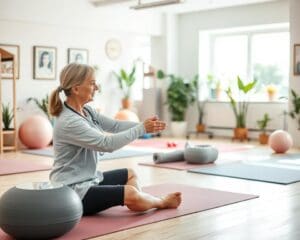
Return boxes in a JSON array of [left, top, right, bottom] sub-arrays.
[[2, 130, 15, 135], [3, 146, 17, 150], [0, 49, 17, 154]]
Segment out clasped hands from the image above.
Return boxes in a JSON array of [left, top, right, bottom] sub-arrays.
[[143, 116, 166, 134]]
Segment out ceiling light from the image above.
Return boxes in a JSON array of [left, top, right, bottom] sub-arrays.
[[130, 0, 183, 10]]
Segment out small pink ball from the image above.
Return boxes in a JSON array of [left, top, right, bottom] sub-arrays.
[[268, 130, 293, 153], [114, 109, 139, 122], [19, 115, 53, 149]]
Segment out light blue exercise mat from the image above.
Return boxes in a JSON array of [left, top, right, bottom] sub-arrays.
[[22, 148, 54, 157], [22, 148, 152, 160], [188, 162, 300, 184]]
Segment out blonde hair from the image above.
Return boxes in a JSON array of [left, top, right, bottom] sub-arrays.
[[49, 63, 94, 116]]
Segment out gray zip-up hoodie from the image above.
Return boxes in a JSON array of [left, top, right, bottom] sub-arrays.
[[49, 103, 145, 199]]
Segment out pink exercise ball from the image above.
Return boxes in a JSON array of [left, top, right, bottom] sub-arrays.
[[268, 130, 293, 153], [114, 109, 139, 122], [19, 115, 53, 149]]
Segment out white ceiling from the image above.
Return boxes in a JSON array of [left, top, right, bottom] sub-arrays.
[[89, 0, 280, 14]]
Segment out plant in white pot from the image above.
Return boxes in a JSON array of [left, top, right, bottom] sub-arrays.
[[157, 70, 196, 137]]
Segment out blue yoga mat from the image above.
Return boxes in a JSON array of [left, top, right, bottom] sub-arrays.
[[23, 148, 152, 160], [188, 162, 300, 184]]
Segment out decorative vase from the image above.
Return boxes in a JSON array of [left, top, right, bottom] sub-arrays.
[[171, 121, 187, 138], [233, 128, 248, 141]]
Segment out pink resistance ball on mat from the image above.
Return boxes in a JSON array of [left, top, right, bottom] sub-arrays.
[[19, 115, 53, 149], [268, 130, 293, 153], [115, 109, 139, 122]]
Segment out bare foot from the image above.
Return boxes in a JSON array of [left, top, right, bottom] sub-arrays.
[[160, 192, 182, 209]]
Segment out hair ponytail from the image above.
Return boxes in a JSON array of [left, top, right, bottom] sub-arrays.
[[49, 87, 63, 117]]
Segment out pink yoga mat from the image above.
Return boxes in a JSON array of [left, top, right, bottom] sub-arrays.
[[0, 159, 51, 175], [130, 139, 186, 149], [0, 184, 258, 240]]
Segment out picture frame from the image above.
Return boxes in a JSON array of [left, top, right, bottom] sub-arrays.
[[294, 44, 300, 76], [68, 48, 89, 64], [33, 46, 57, 80], [0, 44, 20, 79]]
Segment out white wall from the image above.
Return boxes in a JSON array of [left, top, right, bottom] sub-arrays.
[[0, 0, 164, 127], [173, 0, 290, 138], [289, 0, 300, 146]]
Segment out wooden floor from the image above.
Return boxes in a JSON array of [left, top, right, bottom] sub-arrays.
[[1, 137, 300, 240]]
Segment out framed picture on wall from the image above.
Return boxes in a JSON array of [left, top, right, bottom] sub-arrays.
[[0, 44, 20, 79], [294, 44, 300, 76], [68, 48, 89, 64], [33, 46, 57, 80]]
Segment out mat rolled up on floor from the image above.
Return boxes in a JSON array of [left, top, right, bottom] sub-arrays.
[[153, 144, 218, 164], [153, 151, 184, 163]]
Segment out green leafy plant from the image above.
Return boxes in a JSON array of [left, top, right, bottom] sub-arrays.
[[157, 70, 196, 121], [113, 66, 136, 100], [2, 103, 14, 130], [225, 76, 257, 128], [289, 89, 300, 130], [257, 113, 272, 133], [27, 95, 51, 120]]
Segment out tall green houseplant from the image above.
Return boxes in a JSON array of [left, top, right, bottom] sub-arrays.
[[289, 89, 300, 130], [225, 76, 257, 128], [157, 70, 196, 121]]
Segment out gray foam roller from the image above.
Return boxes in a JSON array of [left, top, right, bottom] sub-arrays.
[[153, 150, 184, 163]]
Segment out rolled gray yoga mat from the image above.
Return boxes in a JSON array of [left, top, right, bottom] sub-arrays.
[[153, 150, 184, 163]]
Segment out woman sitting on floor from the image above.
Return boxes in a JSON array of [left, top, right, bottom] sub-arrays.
[[48, 63, 182, 215]]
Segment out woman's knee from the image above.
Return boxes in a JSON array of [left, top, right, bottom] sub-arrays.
[[124, 185, 140, 205], [127, 168, 138, 181]]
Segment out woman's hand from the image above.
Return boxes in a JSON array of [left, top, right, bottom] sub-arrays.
[[143, 116, 166, 133]]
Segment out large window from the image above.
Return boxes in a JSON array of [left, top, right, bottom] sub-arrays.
[[203, 25, 289, 101]]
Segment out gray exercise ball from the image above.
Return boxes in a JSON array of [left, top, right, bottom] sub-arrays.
[[184, 144, 218, 164], [0, 182, 82, 239]]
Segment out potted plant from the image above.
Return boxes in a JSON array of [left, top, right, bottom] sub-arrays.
[[27, 95, 53, 124], [266, 85, 277, 101], [257, 113, 272, 144], [192, 74, 206, 132], [207, 74, 221, 100], [288, 89, 300, 130], [2, 103, 14, 146], [113, 66, 136, 109], [157, 70, 196, 137], [225, 76, 257, 141]]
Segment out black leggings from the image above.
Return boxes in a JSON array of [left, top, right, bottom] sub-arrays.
[[82, 168, 128, 215]]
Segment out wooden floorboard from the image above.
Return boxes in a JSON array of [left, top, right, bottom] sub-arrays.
[[0, 137, 299, 240]]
